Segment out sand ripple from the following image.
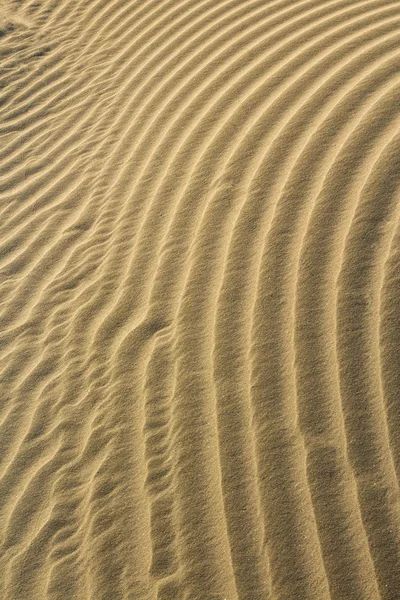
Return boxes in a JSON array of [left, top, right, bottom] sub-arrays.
[[1, 1, 400, 598]]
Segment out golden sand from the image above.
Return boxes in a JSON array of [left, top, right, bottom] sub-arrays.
[[1, 1, 400, 598]]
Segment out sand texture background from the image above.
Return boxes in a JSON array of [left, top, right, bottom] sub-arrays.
[[1, 0, 400, 598]]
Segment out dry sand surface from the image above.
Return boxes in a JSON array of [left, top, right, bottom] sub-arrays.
[[1, 0, 400, 598]]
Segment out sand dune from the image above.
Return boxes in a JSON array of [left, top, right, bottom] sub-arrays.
[[1, 0, 400, 598]]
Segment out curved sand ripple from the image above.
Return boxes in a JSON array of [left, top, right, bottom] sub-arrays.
[[1, 1, 400, 598]]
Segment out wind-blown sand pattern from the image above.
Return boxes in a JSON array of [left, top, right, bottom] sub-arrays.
[[1, 0, 400, 598]]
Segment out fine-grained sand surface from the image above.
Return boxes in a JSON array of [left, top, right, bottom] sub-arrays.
[[1, 1, 400, 598]]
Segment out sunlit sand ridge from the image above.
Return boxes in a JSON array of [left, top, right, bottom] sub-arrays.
[[1, 0, 400, 598]]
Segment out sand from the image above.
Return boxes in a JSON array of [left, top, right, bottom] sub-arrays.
[[1, 0, 400, 598]]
